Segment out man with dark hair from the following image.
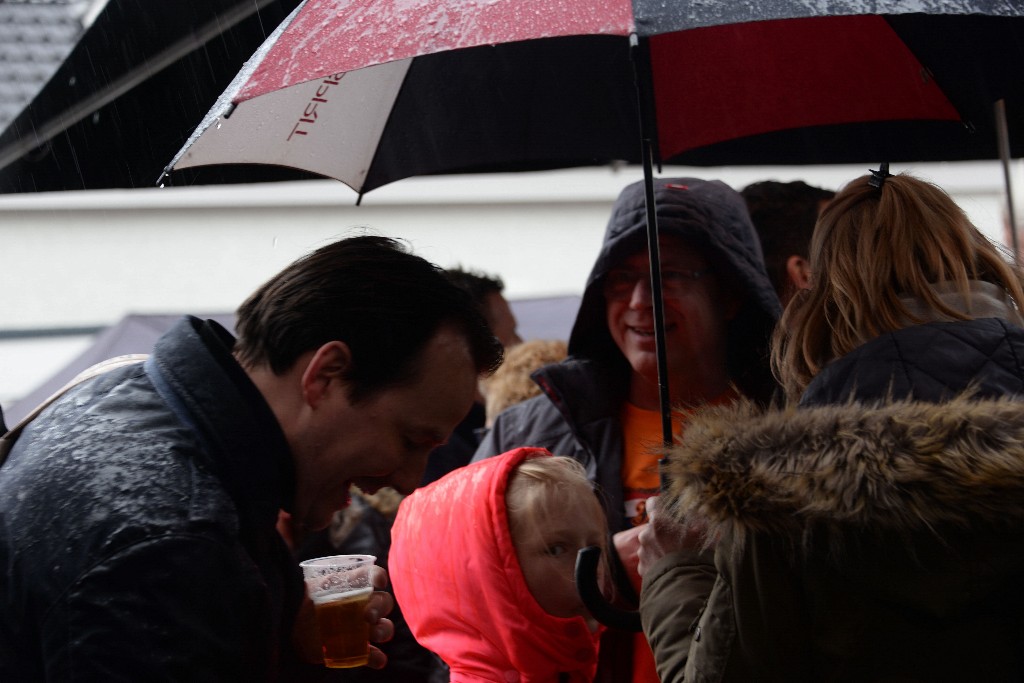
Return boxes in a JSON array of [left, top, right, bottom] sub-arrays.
[[442, 267, 522, 350], [0, 235, 503, 681], [741, 180, 834, 305], [286, 263, 520, 683]]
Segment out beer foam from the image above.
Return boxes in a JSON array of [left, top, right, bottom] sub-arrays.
[[313, 586, 373, 605]]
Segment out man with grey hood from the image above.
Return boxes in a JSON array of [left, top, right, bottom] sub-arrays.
[[473, 177, 780, 681]]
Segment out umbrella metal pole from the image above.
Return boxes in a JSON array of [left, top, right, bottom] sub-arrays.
[[996, 99, 1019, 260], [570, 35, 669, 636], [630, 34, 673, 449], [640, 142, 673, 449]]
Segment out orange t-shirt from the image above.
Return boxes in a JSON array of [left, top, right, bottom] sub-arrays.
[[619, 402, 680, 528], [619, 389, 739, 683], [620, 388, 740, 526]]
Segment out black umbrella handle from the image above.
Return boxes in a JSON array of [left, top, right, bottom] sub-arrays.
[[575, 456, 673, 634], [575, 546, 643, 633]]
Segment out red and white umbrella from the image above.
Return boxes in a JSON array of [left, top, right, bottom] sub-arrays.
[[163, 0, 1024, 195]]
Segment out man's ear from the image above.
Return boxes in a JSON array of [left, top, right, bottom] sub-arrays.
[[786, 255, 812, 291], [300, 341, 352, 408]]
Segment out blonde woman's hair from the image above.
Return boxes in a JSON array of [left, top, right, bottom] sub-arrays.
[[772, 172, 1024, 400], [483, 339, 568, 427], [505, 454, 607, 552]]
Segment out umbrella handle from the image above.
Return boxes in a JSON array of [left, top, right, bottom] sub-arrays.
[[575, 546, 643, 633]]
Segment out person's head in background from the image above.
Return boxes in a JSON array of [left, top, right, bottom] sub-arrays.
[[772, 172, 1024, 402], [445, 266, 523, 349], [742, 180, 835, 306], [482, 339, 569, 428]]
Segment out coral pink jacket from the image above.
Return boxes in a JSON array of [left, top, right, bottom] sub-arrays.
[[390, 447, 601, 683]]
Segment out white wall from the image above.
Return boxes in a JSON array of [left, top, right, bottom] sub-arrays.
[[1, 161, 1019, 408]]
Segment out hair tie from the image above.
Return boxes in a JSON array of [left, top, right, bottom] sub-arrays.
[[868, 162, 891, 189]]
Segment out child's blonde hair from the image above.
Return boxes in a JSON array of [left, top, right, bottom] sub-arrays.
[[505, 454, 607, 551]]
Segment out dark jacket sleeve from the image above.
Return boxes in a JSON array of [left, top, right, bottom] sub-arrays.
[[42, 534, 273, 682], [639, 548, 717, 683]]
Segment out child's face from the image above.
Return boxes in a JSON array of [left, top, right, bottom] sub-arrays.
[[511, 500, 606, 631]]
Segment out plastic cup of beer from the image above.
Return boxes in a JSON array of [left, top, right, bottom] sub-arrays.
[[299, 554, 377, 668]]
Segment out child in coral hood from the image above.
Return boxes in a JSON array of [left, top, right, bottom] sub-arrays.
[[390, 447, 608, 682]]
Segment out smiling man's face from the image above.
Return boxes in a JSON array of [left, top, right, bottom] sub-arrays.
[[604, 235, 733, 407]]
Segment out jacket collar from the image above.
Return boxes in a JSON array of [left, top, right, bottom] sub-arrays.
[[150, 316, 295, 525], [899, 280, 1024, 326], [532, 357, 627, 427]]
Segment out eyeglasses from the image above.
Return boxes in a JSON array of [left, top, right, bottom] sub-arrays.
[[603, 267, 713, 300]]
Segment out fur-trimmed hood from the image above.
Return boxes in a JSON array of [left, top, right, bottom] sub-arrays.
[[660, 395, 1024, 548]]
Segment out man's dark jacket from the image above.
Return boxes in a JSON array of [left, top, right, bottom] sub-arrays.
[[0, 316, 303, 681], [473, 177, 781, 533]]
